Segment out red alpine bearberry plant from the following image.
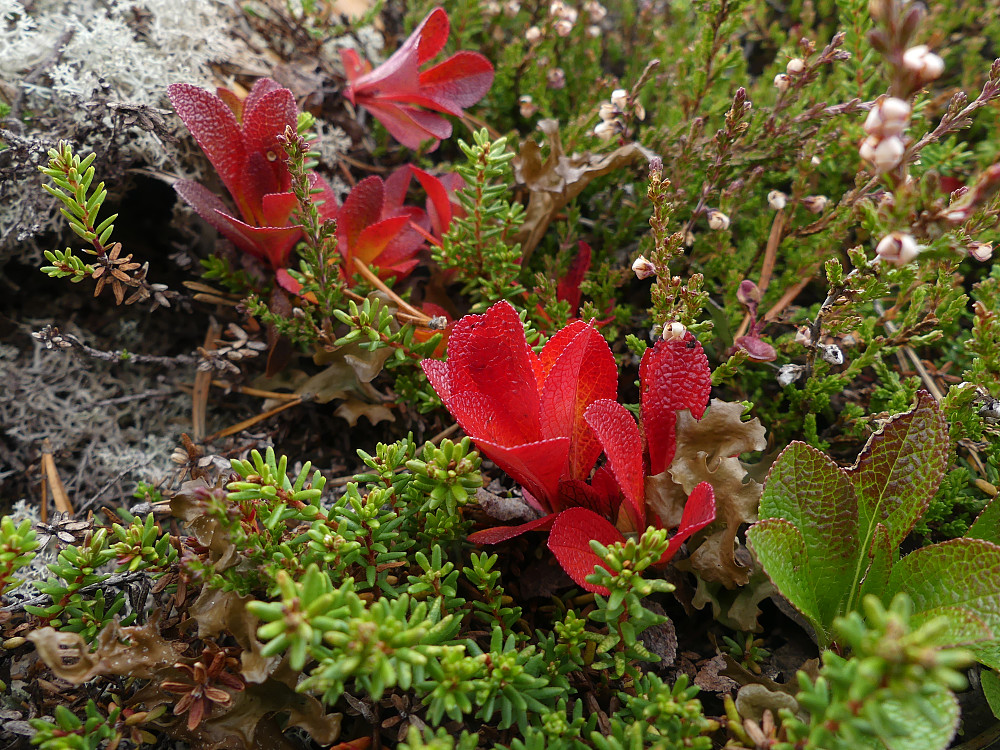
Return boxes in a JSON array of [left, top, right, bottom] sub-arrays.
[[422, 300, 716, 592]]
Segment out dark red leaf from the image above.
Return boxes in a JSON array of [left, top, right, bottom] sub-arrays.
[[548, 508, 625, 594], [556, 241, 592, 312], [168, 84, 245, 197]]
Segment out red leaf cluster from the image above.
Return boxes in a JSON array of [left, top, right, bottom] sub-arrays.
[[423, 301, 717, 593], [169, 81, 461, 283], [341, 8, 494, 150]]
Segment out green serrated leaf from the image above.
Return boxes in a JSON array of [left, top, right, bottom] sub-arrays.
[[852, 392, 948, 552], [886, 538, 1000, 669], [968, 494, 1000, 545], [746, 518, 825, 641], [754, 441, 858, 637]]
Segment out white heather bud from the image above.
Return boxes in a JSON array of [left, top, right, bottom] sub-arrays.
[[777, 363, 805, 387], [586, 24, 601, 38], [876, 231, 920, 266], [519, 95, 537, 118], [859, 135, 878, 164], [786, 58, 805, 75], [634, 100, 646, 120], [708, 208, 729, 232], [503, 0, 521, 17], [585, 0, 607, 22], [547, 67, 566, 88], [707, 209, 731, 231], [684, 230, 695, 247], [795, 326, 812, 346], [969, 241, 994, 262], [767, 190, 787, 210], [525, 25, 542, 43], [632, 255, 657, 279], [811, 155, 821, 165], [593, 120, 617, 140], [483, 0, 501, 15], [773, 73, 791, 92], [872, 135, 906, 171], [554, 18, 573, 36], [802, 195, 829, 213], [549, 0, 566, 16], [902, 45, 945, 82], [664, 322, 687, 341], [611, 88, 628, 109], [599, 102, 617, 121], [879, 97, 911, 131], [819, 344, 844, 366]]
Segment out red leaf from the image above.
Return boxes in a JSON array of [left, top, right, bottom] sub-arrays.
[[243, 78, 285, 115], [338, 176, 384, 253], [416, 51, 496, 113], [341, 8, 493, 150], [548, 508, 625, 594], [308, 172, 340, 221], [640, 334, 711, 475], [168, 84, 245, 198], [468, 513, 557, 544], [467, 436, 570, 513], [411, 166, 457, 238], [241, 88, 297, 162], [358, 100, 452, 151], [585, 399, 645, 528], [555, 478, 615, 518], [538, 324, 618, 480], [353, 215, 412, 266], [556, 241, 592, 312], [260, 191, 300, 229], [660, 481, 716, 564], [443, 301, 542, 445]]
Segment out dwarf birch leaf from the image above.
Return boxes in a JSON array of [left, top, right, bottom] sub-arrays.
[[852, 391, 948, 554], [745, 519, 825, 639], [968, 494, 1000, 545], [880, 684, 959, 750], [886, 538, 1000, 669], [754, 442, 858, 635]]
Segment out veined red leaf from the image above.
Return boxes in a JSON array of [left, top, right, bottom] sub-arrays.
[[556, 241, 592, 312], [640, 334, 711, 475], [585, 399, 644, 528], [548, 508, 625, 594], [468, 513, 557, 544], [445, 301, 542, 445], [539, 324, 617, 479], [418, 51, 496, 110], [168, 83, 245, 197]]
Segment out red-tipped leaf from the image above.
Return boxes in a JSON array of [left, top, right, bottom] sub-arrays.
[[468, 513, 557, 544]]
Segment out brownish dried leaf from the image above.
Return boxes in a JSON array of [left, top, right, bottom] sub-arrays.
[[188, 587, 278, 684], [513, 119, 655, 258], [648, 400, 767, 588], [28, 612, 184, 684], [334, 399, 395, 427]]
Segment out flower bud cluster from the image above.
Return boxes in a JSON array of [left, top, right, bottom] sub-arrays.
[[774, 57, 805, 92], [550, 0, 578, 36], [859, 97, 911, 172], [594, 87, 644, 140]]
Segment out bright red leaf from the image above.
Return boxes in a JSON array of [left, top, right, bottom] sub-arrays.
[[341, 8, 494, 150]]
